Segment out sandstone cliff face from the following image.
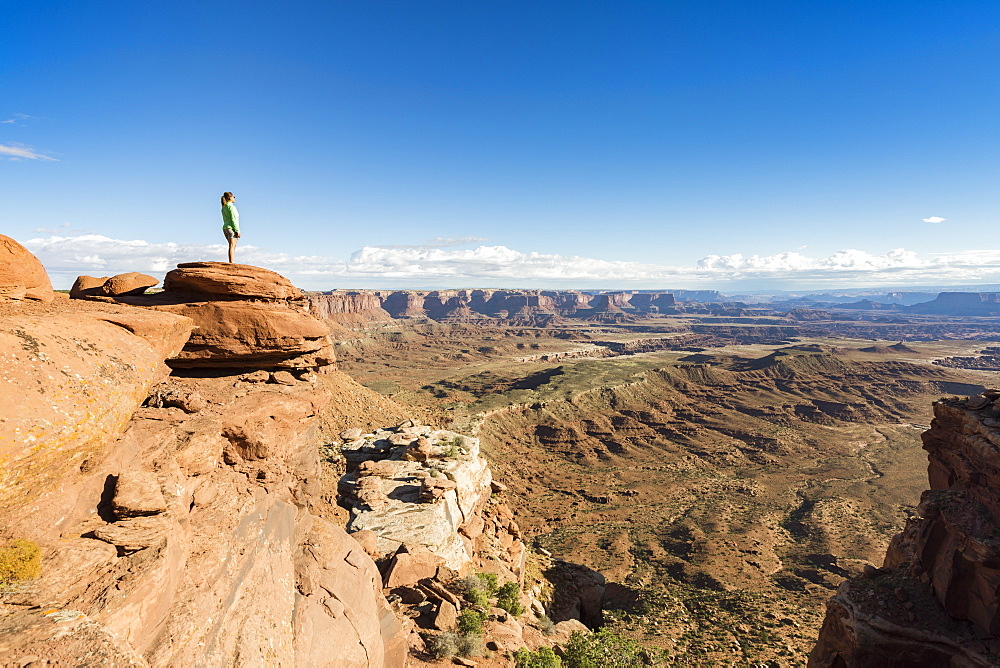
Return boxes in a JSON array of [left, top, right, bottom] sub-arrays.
[[0, 259, 405, 667], [810, 395, 1000, 667], [0, 368, 406, 666], [308, 291, 392, 324], [309, 289, 679, 325]]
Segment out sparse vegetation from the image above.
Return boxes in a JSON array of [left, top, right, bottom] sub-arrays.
[[429, 631, 459, 659], [514, 646, 563, 667], [537, 613, 556, 635], [0, 539, 41, 589], [497, 581, 525, 616], [563, 629, 658, 667], [456, 632, 485, 658], [463, 571, 499, 608], [467, 586, 489, 607], [457, 608, 486, 636]]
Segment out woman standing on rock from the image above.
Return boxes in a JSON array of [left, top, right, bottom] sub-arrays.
[[221, 192, 240, 263]]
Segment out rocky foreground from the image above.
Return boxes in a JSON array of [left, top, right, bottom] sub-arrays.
[[0, 235, 596, 666], [810, 392, 1000, 666]]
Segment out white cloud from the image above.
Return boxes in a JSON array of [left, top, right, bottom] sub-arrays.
[[21, 234, 1000, 291], [923, 216, 946, 223], [0, 143, 57, 161]]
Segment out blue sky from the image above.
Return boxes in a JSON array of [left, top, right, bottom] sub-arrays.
[[3, 1, 999, 290]]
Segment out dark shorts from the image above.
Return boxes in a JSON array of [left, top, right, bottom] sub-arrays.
[[224, 228, 238, 241]]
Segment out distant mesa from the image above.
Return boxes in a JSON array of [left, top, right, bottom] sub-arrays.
[[783, 308, 829, 321], [860, 342, 918, 354], [308, 289, 682, 325], [906, 292, 1000, 316], [0, 234, 54, 303]]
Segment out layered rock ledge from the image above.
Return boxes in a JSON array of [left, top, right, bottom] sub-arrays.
[[339, 423, 523, 576], [72, 262, 335, 370]]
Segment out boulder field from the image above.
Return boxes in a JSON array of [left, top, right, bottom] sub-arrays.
[[810, 393, 1000, 666]]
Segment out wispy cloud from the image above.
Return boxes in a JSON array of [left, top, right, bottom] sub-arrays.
[[21, 234, 1000, 290], [1, 113, 36, 126], [922, 216, 946, 224], [379, 235, 490, 249], [32, 223, 76, 235], [0, 143, 57, 161]]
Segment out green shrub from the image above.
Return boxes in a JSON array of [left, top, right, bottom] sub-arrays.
[[496, 581, 525, 616], [514, 646, 563, 667], [0, 539, 41, 588], [457, 609, 486, 636], [429, 632, 459, 659], [467, 587, 489, 607], [463, 571, 499, 607], [563, 629, 648, 668]]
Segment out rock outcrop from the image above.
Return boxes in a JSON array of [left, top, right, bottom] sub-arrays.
[[333, 422, 590, 664], [307, 291, 393, 325], [163, 261, 304, 301], [0, 309, 194, 521], [0, 303, 406, 667], [340, 425, 523, 577], [73, 262, 335, 370], [0, 241, 404, 666], [810, 394, 1000, 666], [0, 234, 54, 302]]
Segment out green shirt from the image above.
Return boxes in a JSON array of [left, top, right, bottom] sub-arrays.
[[221, 202, 240, 232]]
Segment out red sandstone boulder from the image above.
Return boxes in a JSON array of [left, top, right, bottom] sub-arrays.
[[111, 470, 168, 519], [72, 263, 335, 370], [151, 300, 335, 369], [70, 275, 110, 298], [101, 272, 159, 297], [0, 235, 54, 302], [383, 545, 446, 588], [164, 261, 303, 301]]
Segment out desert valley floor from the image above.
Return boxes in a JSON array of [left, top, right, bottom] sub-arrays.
[[322, 303, 1000, 665]]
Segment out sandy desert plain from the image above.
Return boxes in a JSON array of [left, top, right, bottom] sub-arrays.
[[317, 300, 1000, 665]]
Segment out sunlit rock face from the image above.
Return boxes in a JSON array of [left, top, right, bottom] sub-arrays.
[[810, 393, 1000, 667], [309, 288, 680, 324], [0, 234, 54, 302], [73, 262, 337, 370]]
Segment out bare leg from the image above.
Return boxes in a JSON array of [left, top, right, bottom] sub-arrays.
[[228, 236, 238, 263]]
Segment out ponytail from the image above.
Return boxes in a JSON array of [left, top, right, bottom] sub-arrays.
[[221, 192, 235, 206]]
